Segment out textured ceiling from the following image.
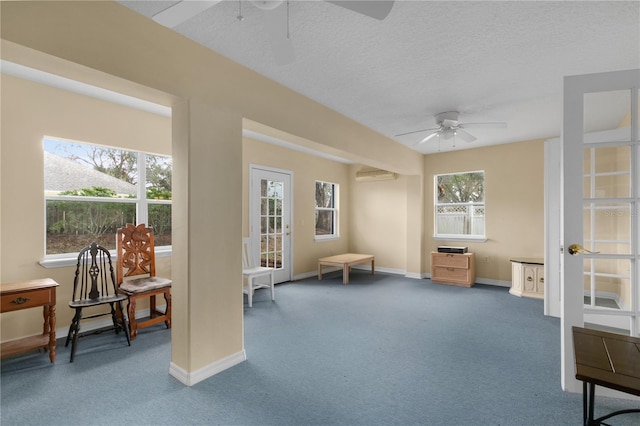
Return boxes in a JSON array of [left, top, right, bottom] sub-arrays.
[[119, 0, 640, 154]]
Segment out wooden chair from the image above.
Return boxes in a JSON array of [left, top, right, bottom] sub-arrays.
[[115, 223, 171, 340], [242, 237, 275, 307], [66, 242, 131, 362]]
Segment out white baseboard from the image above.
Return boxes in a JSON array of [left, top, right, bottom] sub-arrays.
[[169, 350, 246, 386], [476, 277, 512, 288], [295, 268, 509, 287], [405, 272, 426, 279]]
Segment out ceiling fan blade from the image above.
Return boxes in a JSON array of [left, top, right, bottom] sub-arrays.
[[455, 129, 477, 143], [153, 1, 222, 28], [416, 132, 440, 145], [395, 127, 440, 137], [262, 6, 295, 65], [459, 122, 507, 129], [325, 1, 394, 20]]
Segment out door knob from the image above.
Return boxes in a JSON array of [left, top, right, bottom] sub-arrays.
[[568, 244, 599, 255]]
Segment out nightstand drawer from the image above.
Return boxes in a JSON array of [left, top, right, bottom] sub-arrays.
[[432, 266, 471, 282], [431, 253, 469, 268]]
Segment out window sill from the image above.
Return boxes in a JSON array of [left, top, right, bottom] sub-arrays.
[[39, 247, 172, 269], [433, 235, 487, 243], [315, 235, 340, 242]]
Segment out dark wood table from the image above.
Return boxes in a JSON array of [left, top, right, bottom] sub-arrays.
[[572, 326, 640, 425]]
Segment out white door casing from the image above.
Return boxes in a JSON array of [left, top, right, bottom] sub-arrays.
[[249, 165, 293, 283]]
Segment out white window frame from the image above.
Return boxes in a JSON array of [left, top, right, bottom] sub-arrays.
[[315, 180, 339, 240], [434, 170, 487, 242], [41, 138, 172, 267]]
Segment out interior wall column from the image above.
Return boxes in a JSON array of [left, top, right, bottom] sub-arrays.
[[405, 174, 425, 278], [170, 99, 245, 386]]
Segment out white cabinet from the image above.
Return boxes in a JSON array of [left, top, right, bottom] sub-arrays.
[[510, 259, 544, 299]]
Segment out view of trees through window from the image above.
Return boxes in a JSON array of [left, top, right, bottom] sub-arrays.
[[435, 171, 485, 237], [315, 181, 337, 237], [44, 138, 172, 255]]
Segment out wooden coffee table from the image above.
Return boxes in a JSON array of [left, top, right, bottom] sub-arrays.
[[318, 253, 375, 284]]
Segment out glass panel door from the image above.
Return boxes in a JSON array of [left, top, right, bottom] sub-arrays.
[[561, 69, 639, 392], [250, 166, 292, 283], [581, 90, 637, 333]]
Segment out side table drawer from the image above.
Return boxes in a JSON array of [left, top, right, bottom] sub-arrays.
[[1, 289, 53, 312]]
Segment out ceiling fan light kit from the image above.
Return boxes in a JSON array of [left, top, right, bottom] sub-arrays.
[[249, 1, 284, 11], [397, 111, 507, 149]]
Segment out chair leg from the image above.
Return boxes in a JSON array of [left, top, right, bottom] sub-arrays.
[[164, 290, 172, 329], [65, 309, 80, 347], [118, 301, 131, 346], [128, 297, 138, 340], [149, 294, 157, 319], [248, 278, 253, 307], [270, 272, 275, 301], [69, 308, 82, 363], [66, 308, 82, 362], [109, 303, 120, 334]]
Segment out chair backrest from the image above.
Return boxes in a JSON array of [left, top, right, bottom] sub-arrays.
[[72, 242, 119, 301], [116, 223, 157, 285], [242, 237, 255, 269]]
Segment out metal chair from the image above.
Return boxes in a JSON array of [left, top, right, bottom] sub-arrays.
[[242, 237, 275, 307], [65, 242, 131, 362], [116, 223, 171, 340]]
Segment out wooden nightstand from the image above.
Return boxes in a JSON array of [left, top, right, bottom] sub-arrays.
[[431, 252, 476, 287], [1, 278, 59, 363]]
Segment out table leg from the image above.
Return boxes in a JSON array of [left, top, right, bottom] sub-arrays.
[[587, 382, 595, 426], [582, 381, 587, 426], [48, 304, 56, 363], [371, 259, 375, 275], [318, 263, 323, 281], [343, 264, 349, 284]]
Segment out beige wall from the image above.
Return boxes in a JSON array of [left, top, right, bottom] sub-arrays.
[[424, 140, 546, 282], [0, 75, 171, 341], [242, 138, 350, 276], [349, 168, 408, 273]]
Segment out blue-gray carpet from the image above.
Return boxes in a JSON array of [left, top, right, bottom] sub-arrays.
[[2, 272, 639, 425]]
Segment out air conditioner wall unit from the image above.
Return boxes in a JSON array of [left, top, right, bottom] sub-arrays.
[[355, 169, 397, 182]]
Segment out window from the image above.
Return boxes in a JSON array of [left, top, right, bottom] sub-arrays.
[[434, 171, 485, 239], [44, 138, 172, 255], [315, 180, 338, 238]]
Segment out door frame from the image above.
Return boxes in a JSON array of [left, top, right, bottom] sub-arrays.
[[249, 164, 294, 283], [560, 69, 640, 392]]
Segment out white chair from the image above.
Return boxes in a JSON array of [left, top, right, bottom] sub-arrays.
[[242, 237, 275, 307]]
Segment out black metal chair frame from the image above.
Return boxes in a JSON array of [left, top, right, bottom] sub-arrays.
[[65, 242, 131, 362]]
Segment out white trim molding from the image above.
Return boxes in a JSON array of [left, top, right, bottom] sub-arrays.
[[169, 350, 247, 386]]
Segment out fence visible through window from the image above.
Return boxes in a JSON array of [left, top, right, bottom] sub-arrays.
[[436, 203, 485, 236]]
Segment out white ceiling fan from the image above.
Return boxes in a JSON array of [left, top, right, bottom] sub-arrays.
[[396, 111, 507, 147], [152, 1, 393, 65], [152, 1, 394, 28]]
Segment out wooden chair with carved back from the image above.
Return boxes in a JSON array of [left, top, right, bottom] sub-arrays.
[[66, 242, 131, 362], [115, 223, 171, 340]]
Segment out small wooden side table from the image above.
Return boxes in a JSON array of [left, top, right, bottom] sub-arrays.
[[1, 278, 59, 363]]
